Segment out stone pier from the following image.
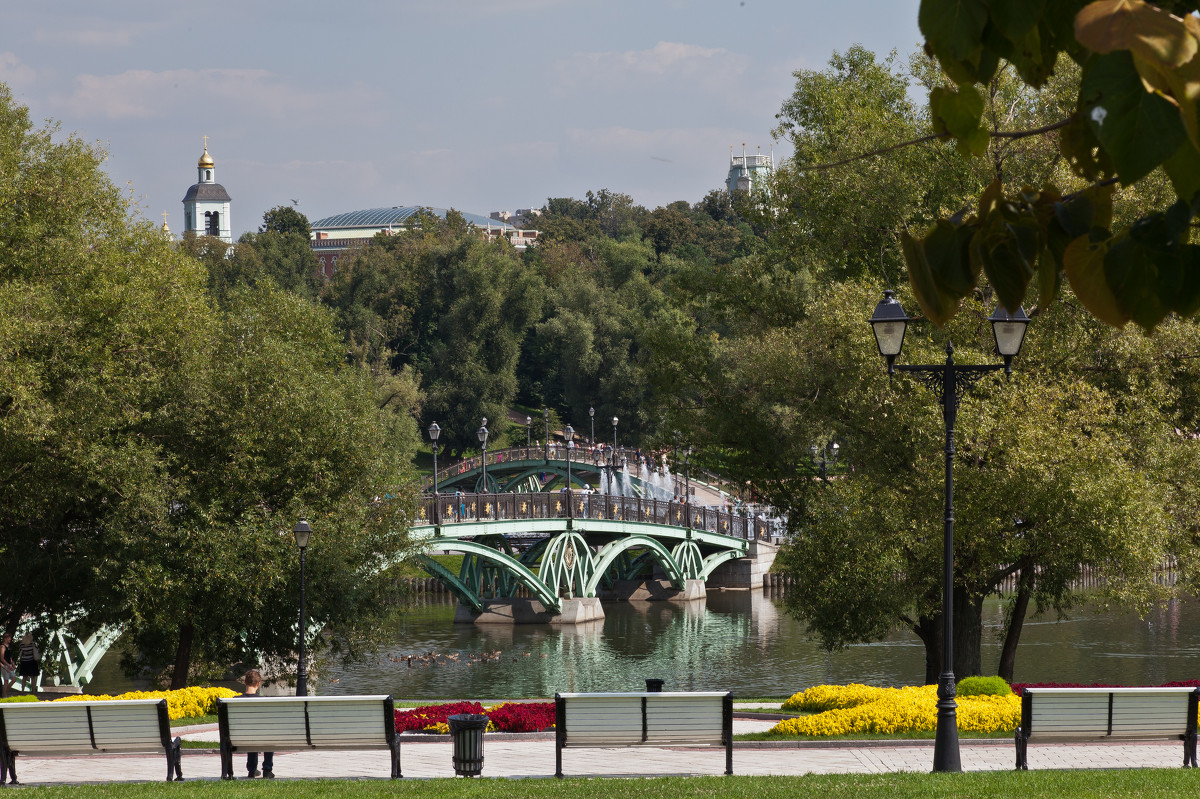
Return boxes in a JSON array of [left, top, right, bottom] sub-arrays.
[[454, 596, 605, 625], [705, 539, 778, 590]]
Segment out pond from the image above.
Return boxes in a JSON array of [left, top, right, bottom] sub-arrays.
[[85, 589, 1197, 697]]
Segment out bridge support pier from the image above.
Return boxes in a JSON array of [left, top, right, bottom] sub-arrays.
[[706, 539, 778, 591], [601, 579, 707, 602], [454, 597, 605, 625]]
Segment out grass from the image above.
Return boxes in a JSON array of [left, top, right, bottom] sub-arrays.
[[11, 772, 1200, 798]]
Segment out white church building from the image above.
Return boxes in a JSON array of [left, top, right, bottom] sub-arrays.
[[182, 142, 232, 243]]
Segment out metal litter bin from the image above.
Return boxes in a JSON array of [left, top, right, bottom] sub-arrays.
[[447, 713, 488, 777], [645, 678, 664, 692]]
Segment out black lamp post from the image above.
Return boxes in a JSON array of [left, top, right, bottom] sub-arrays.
[[477, 418, 489, 494], [429, 422, 441, 524], [683, 446, 692, 511], [543, 407, 550, 463], [589, 406, 595, 446], [612, 416, 619, 452], [868, 290, 1029, 773], [526, 416, 532, 448], [809, 442, 840, 481], [564, 424, 575, 515], [293, 519, 312, 697]]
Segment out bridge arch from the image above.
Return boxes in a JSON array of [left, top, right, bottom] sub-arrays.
[[584, 535, 686, 598], [422, 539, 562, 612]]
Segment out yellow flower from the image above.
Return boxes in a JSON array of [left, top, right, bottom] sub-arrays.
[[772, 684, 1020, 737]]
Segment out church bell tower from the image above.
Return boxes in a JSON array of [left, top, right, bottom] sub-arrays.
[[182, 138, 232, 243]]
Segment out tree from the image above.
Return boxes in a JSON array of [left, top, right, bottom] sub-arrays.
[[903, 0, 1200, 332], [260, 204, 312, 238], [0, 83, 212, 640], [644, 49, 1200, 683]]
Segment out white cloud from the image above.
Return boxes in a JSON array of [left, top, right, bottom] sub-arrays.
[[555, 41, 749, 92], [49, 68, 381, 122], [0, 52, 37, 92]]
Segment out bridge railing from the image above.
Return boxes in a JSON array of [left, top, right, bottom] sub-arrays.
[[418, 491, 769, 540], [422, 445, 647, 490]]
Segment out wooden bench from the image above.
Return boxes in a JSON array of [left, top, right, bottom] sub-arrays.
[[1015, 687, 1199, 769], [216, 695, 401, 779], [554, 691, 732, 777], [0, 698, 182, 784]]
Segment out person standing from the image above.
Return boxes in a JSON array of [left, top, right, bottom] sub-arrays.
[[16, 633, 38, 691], [241, 670, 274, 779], [0, 634, 14, 697]]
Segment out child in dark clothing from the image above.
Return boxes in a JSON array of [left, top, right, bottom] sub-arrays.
[[242, 670, 274, 779]]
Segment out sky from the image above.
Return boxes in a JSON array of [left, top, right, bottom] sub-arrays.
[[2, 0, 922, 239]]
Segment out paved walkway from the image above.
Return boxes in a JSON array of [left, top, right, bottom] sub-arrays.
[[2, 720, 1190, 785]]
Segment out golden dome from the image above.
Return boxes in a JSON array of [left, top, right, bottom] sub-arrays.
[[198, 146, 214, 168]]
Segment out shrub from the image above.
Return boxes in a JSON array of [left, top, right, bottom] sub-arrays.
[[487, 702, 555, 732], [771, 684, 1021, 737], [956, 676, 1011, 697], [52, 686, 238, 720], [0, 695, 38, 704]]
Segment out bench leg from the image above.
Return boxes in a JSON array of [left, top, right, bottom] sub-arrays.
[[1185, 733, 1197, 768], [219, 741, 234, 780], [389, 738, 402, 779], [1015, 729, 1028, 770], [3, 750, 16, 785]]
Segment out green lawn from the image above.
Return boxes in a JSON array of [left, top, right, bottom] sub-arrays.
[[12, 772, 1200, 798]]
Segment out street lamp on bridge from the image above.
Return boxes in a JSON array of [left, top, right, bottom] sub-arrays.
[[868, 289, 1029, 774], [526, 416, 532, 447], [564, 424, 575, 516], [292, 519, 312, 697], [683, 446, 692, 510], [543, 407, 550, 463], [478, 418, 489, 494], [612, 416, 618, 452], [589, 406, 595, 446], [428, 422, 441, 524]]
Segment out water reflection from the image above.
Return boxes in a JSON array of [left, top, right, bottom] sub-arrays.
[[87, 591, 1200, 698]]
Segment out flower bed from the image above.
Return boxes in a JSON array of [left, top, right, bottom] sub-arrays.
[[773, 684, 1020, 737], [52, 686, 238, 720], [393, 701, 555, 733]]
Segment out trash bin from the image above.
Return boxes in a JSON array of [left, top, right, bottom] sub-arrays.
[[447, 713, 488, 777], [645, 678, 664, 692]]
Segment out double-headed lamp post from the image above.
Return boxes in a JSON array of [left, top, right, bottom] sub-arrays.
[[564, 424, 575, 516], [809, 442, 840, 481], [478, 418, 489, 494], [868, 289, 1029, 773], [293, 519, 313, 697]]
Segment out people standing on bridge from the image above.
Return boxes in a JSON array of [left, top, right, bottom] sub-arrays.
[[241, 669, 274, 779], [0, 633, 14, 697]]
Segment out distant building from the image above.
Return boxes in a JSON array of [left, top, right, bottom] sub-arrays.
[[490, 208, 542, 228], [182, 141, 232, 243], [310, 206, 539, 275], [726, 144, 773, 197]]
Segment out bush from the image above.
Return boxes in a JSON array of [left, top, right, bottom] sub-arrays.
[[52, 686, 238, 720], [772, 684, 1021, 737], [0, 695, 38, 703], [956, 676, 1011, 697]]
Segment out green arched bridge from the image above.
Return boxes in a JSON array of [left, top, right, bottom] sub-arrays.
[[410, 489, 766, 617]]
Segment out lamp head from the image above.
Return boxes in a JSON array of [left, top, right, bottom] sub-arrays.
[[427, 421, 441, 442], [989, 305, 1030, 375], [869, 290, 909, 374], [589, 406, 594, 418], [564, 424, 575, 442], [477, 423, 488, 444], [293, 519, 313, 549]]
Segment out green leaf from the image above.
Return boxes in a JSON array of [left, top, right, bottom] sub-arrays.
[[930, 85, 989, 156], [988, 0, 1044, 42], [919, 0, 995, 84], [1063, 236, 1130, 327], [1036, 246, 1063, 307], [1081, 50, 1187, 185], [902, 230, 961, 327], [1163, 139, 1200, 202]]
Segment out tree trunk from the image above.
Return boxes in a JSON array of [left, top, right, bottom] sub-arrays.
[[953, 592, 984, 678], [170, 622, 194, 691], [997, 571, 1033, 683], [912, 614, 941, 686]]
